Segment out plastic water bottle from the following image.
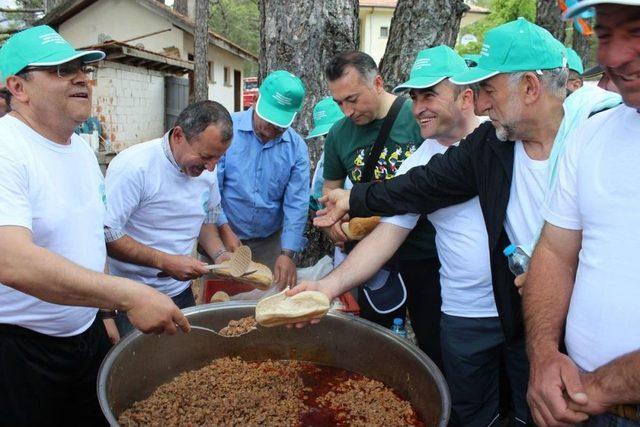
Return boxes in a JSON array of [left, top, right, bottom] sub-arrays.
[[390, 318, 408, 339], [503, 244, 530, 276]]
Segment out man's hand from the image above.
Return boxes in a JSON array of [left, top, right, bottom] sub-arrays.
[[102, 318, 120, 345], [285, 281, 332, 328], [321, 221, 350, 249], [125, 285, 190, 335], [527, 350, 589, 426], [566, 372, 612, 416], [515, 271, 527, 296], [215, 251, 233, 264], [314, 189, 351, 228], [218, 224, 241, 252], [274, 255, 297, 289], [158, 254, 209, 281]]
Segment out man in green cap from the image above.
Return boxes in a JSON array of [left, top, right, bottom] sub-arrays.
[[525, 1, 640, 425], [310, 17, 624, 424], [308, 96, 346, 212], [215, 70, 309, 294], [297, 45, 534, 425], [566, 47, 585, 94], [0, 25, 190, 425], [317, 51, 442, 363]]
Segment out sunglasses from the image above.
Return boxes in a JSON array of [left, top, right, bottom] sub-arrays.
[[21, 62, 97, 80]]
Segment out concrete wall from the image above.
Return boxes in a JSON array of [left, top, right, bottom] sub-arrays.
[[58, 0, 246, 112], [58, 0, 185, 57], [92, 61, 165, 152], [182, 33, 245, 112], [358, 7, 394, 66], [358, 7, 490, 65]]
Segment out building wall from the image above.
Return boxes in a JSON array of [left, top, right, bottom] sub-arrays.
[[92, 61, 165, 152], [358, 7, 394, 66], [358, 7, 489, 65], [58, 0, 185, 57], [183, 33, 245, 112]]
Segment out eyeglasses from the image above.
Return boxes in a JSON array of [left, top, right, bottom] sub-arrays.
[[21, 62, 97, 80]]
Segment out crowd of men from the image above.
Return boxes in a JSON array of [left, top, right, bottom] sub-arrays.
[[0, 0, 638, 425]]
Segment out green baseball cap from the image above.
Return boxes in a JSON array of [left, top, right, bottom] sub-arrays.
[[450, 18, 567, 85], [307, 97, 345, 139], [566, 48, 584, 74], [255, 70, 306, 128], [393, 46, 469, 93], [564, 0, 640, 19], [0, 25, 105, 85], [463, 54, 481, 67]]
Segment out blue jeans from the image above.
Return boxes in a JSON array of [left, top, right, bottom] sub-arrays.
[[440, 314, 531, 427], [582, 413, 640, 427], [115, 285, 195, 337]]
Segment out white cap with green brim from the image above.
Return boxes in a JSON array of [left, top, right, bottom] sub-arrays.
[[564, 0, 640, 19], [307, 97, 345, 139], [450, 17, 567, 85], [255, 70, 306, 129], [393, 45, 469, 93], [0, 25, 105, 85]]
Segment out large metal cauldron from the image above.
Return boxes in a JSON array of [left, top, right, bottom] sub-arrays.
[[98, 302, 450, 426]]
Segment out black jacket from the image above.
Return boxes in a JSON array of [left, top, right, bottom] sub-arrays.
[[350, 122, 523, 342]]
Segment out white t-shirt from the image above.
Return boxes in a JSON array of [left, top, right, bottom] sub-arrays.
[[0, 115, 105, 337], [542, 105, 640, 372], [504, 141, 549, 247], [382, 140, 498, 318], [105, 138, 221, 297]]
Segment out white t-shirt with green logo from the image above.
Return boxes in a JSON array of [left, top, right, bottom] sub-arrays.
[[105, 139, 220, 297], [0, 115, 105, 337]]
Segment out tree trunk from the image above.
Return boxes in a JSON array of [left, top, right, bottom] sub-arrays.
[[174, 0, 188, 16], [193, 0, 209, 102], [572, 30, 593, 69], [259, 0, 358, 266], [379, 0, 468, 92], [43, 0, 64, 13], [536, 0, 566, 43]]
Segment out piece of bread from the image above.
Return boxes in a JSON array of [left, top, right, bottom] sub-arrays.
[[341, 216, 381, 240], [210, 291, 230, 303], [255, 289, 330, 327], [212, 260, 273, 290]]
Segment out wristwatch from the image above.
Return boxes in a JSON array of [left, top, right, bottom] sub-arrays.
[[100, 309, 117, 319], [211, 248, 228, 262], [280, 249, 299, 263]]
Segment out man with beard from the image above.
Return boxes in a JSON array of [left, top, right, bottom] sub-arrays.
[[296, 45, 533, 426], [525, 1, 640, 426], [104, 101, 233, 335]]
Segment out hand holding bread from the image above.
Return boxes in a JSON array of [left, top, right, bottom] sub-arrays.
[[340, 216, 381, 240]]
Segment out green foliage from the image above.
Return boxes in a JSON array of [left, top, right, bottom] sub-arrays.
[[209, 0, 259, 75], [457, 0, 536, 47], [456, 41, 483, 55]]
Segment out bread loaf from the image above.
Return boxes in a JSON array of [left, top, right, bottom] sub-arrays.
[[255, 289, 330, 327], [212, 260, 273, 290], [341, 216, 381, 240]]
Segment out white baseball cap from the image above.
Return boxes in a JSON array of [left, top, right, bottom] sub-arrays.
[[564, 0, 640, 19]]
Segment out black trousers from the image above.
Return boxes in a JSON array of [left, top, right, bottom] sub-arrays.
[[358, 257, 442, 369], [400, 257, 443, 370], [0, 317, 112, 427], [440, 314, 531, 427]]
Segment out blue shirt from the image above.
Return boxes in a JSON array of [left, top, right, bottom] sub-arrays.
[[217, 108, 310, 252]]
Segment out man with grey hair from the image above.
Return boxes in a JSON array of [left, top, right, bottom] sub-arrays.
[[104, 100, 233, 336]]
